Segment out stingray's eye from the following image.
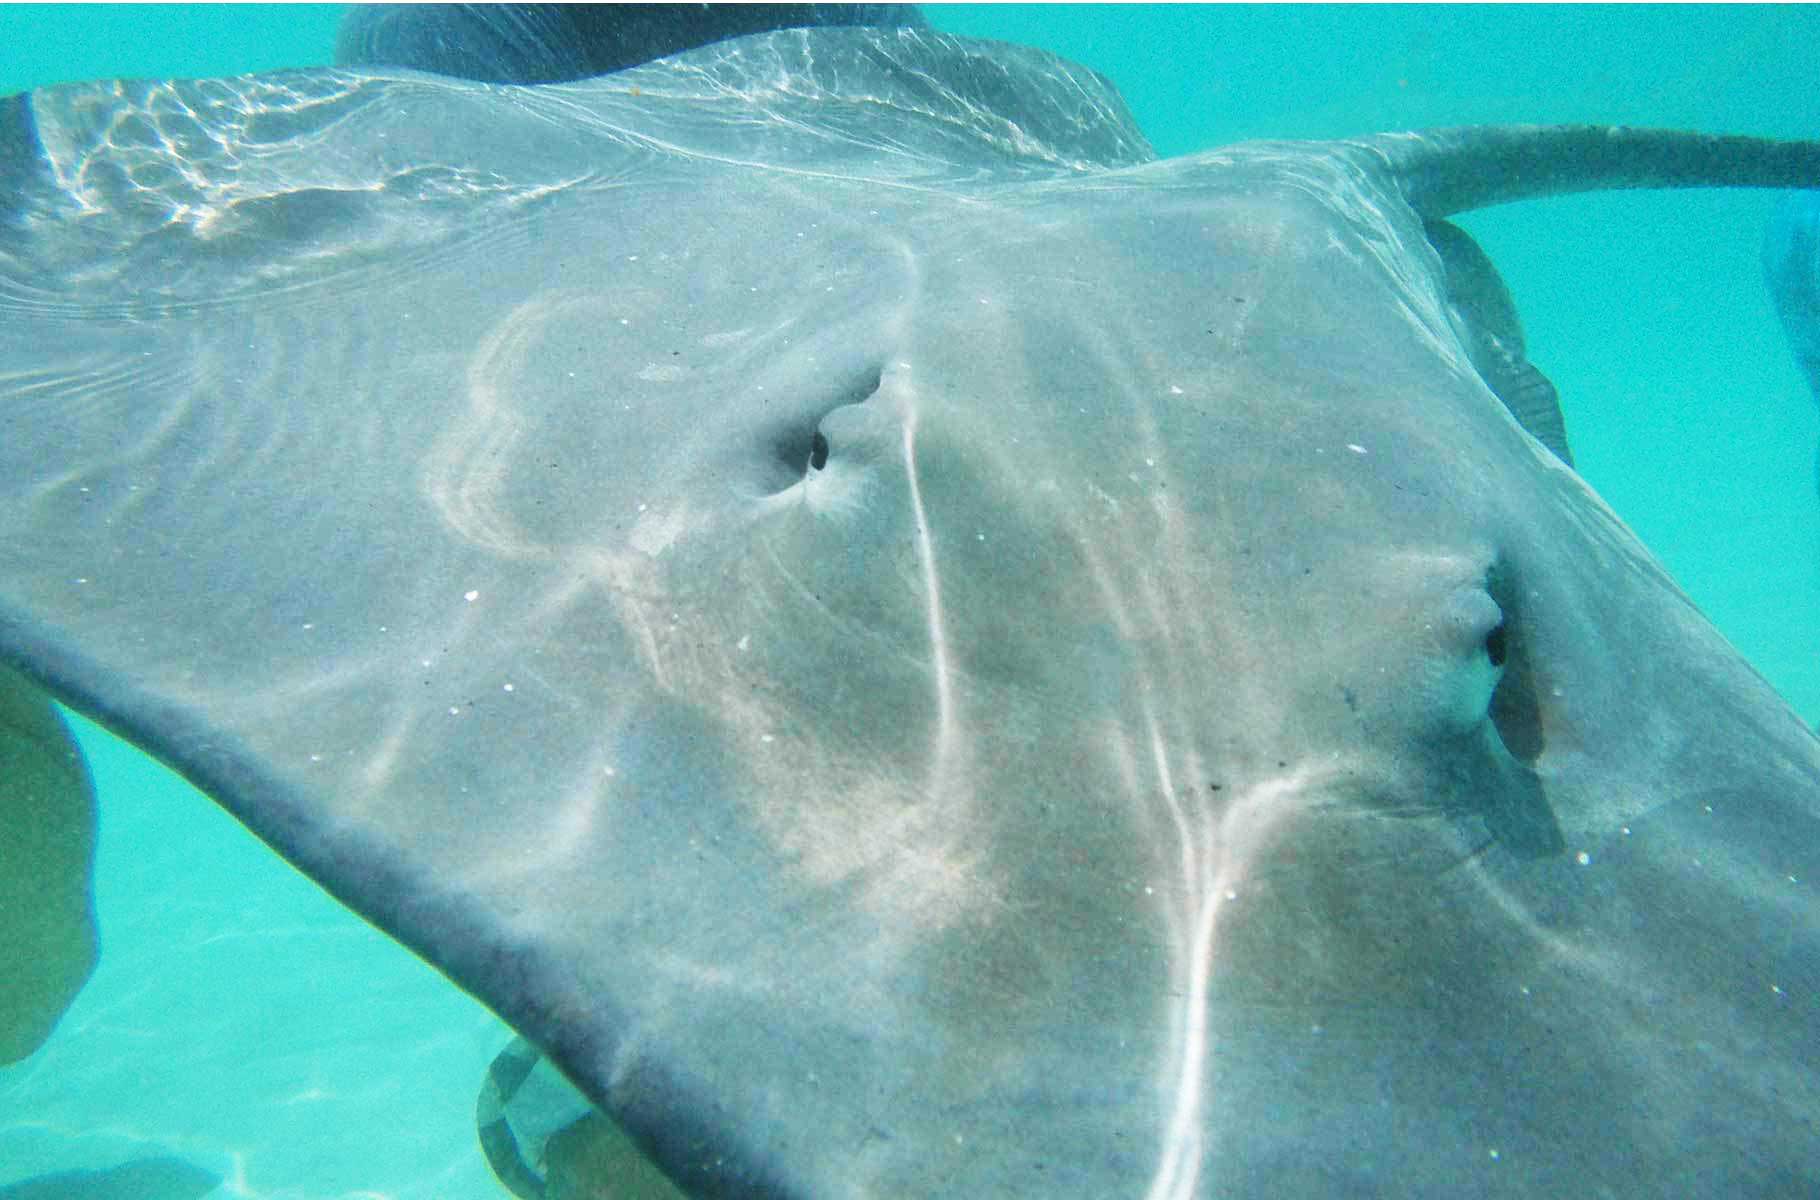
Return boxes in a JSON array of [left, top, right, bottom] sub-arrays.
[[809, 432, 830, 471]]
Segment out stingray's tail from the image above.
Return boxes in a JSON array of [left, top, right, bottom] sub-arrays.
[[1359, 125, 1820, 496], [1353, 124, 1820, 219]]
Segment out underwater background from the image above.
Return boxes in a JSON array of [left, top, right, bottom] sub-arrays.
[[2, 5, 1817, 1198]]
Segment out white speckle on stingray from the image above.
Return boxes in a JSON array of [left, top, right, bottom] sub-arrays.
[[603, 766, 617, 778], [309, 754, 322, 763], [502, 683, 515, 692], [737, 634, 750, 651], [464, 590, 479, 602], [629, 503, 693, 556], [1169, 385, 1184, 395], [1347, 443, 1367, 454], [761, 734, 775, 744], [302, 622, 314, 630], [1576, 851, 1591, 866], [447, 706, 460, 716]]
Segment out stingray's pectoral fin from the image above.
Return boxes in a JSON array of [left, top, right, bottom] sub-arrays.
[[0, 665, 97, 1065], [1491, 362, 1572, 469], [1425, 219, 1573, 467]]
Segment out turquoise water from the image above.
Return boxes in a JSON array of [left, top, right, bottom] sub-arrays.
[[1, 6, 1816, 1199]]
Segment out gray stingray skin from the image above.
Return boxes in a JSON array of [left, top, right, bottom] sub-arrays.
[[3, 27, 1819, 1200]]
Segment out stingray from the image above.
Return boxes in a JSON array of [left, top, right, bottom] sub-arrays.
[[4, 20, 1820, 1199], [1765, 191, 1820, 494], [0, 1159, 219, 1200]]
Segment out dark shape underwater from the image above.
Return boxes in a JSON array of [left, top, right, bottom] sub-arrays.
[[336, 2, 925, 85], [0, 1159, 219, 1200], [478, 1034, 687, 1199], [1764, 191, 1820, 495], [0, 664, 95, 1065], [3, 19, 1820, 1200]]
